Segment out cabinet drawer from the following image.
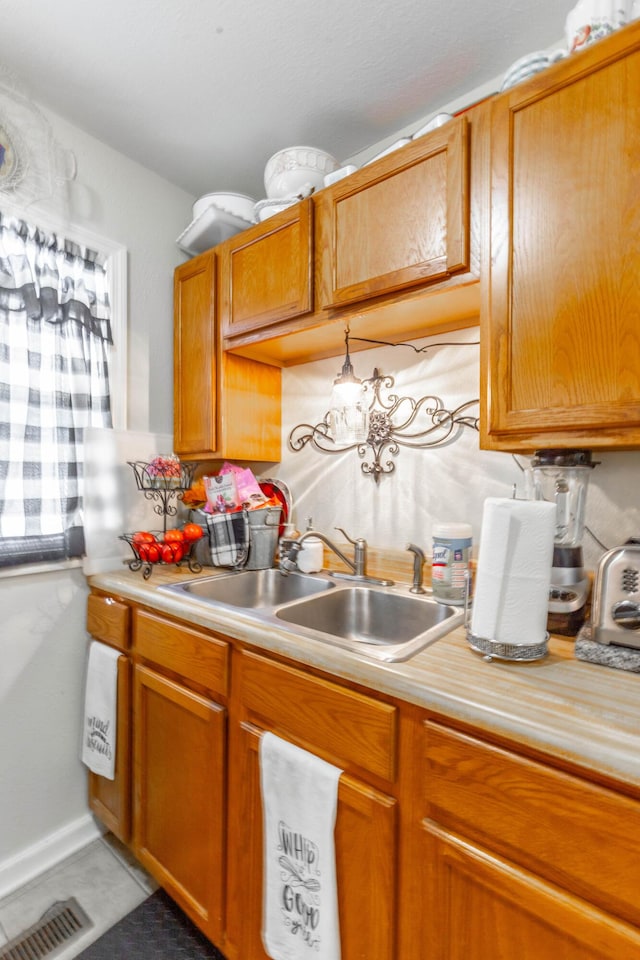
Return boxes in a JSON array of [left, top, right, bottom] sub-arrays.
[[239, 650, 397, 781], [423, 719, 640, 927], [87, 593, 130, 651], [134, 610, 229, 698]]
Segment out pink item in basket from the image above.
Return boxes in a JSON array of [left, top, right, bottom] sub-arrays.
[[220, 463, 266, 506]]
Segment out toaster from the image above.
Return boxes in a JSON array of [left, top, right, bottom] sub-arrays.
[[592, 541, 640, 648]]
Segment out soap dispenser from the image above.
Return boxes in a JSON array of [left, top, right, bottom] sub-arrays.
[[296, 518, 324, 574]]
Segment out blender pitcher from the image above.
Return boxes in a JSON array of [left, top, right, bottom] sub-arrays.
[[525, 449, 597, 636]]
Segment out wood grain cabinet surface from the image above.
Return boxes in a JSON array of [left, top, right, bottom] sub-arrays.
[[482, 22, 640, 451], [86, 592, 132, 843], [225, 651, 398, 960], [173, 249, 281, 461], [417, 718, 640, 959], [86, 594, 640, 960], [219, 198, 314, 342], [131, 610, 229, 944], [219, 112, 486, 367], [319, 116, 471, 308]]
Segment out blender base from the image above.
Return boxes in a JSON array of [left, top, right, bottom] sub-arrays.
[[547, 607, 587, 638]]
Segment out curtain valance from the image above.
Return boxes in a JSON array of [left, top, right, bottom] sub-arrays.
[[0, 212, 113, 343]]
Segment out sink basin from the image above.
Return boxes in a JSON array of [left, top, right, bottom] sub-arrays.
[[275, 586, 464, 661], [159, 568, 335, 609], [160, 571, 463, 662]]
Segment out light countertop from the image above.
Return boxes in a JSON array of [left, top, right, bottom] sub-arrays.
[[88, 564, 640, 794]]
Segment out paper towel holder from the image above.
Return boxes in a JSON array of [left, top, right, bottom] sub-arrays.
[[462, 572, 550, 662], [465, 630, 550, 662]]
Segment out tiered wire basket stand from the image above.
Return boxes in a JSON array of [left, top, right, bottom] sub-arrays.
[[120, 460, 203, 579]]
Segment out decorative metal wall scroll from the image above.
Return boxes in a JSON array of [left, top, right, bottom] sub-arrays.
[[288, 368, 480, 483]]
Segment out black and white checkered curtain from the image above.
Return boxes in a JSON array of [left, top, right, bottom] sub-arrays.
[[0, 212, 113, 566]]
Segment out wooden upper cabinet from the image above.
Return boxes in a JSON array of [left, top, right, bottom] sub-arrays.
[[174, 249, 282, 462], [319, 115, 470, 309], [219, 198, 313, 341], [174, 249, 217, 456], [482, 23, 640, 451]]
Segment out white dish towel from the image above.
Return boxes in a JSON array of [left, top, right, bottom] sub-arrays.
[[260, 732, 343, 960], [81, 640, 121, 780]]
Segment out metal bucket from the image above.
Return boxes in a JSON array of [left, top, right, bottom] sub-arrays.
[[245, 505, 282, 570]]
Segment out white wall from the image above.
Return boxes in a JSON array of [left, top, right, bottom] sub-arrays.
[[278, 330, 640, 572], [0, 103, 193, 895]]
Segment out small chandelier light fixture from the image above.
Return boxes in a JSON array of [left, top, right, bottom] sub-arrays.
[[328, 326, 369, 445], [288, 329, 480, 483]]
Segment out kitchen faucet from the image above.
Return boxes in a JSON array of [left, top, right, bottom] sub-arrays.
[[280, 527, 394, 586]]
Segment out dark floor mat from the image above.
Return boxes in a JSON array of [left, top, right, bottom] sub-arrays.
[[75, 889, 227, 960]]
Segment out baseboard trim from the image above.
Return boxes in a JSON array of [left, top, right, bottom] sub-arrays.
[[0, 813, 105, 900]]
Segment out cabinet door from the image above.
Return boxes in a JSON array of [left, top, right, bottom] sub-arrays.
[[483, 27, 640, 450], [88, 653, 131, 844], [226, 724, 397, 960], [173, 250, 217, 456], [220, 198, 313, 340], [133, 664, 226, 944], [321, 117, 469, 308], [420, 822, 640, 960]]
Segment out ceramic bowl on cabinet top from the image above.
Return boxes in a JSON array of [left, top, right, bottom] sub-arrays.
[[192, 191, 256, 222], [264, 146, 340, 199]]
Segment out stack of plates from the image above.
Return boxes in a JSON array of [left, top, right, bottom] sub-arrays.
[[501, 49, 565, 91]]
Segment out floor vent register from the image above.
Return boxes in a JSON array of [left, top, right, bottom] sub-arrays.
[[0, 898, 92, 960]]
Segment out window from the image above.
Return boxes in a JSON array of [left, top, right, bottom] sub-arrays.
[[0, 210, 123, 569]]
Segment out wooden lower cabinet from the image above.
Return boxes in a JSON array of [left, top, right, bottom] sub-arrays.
[[86, 595, 640, 960], [225, 722, 396, 960], [224, 649, 399, 960], [417, 717, 640, 960], [133, 663, 226, 944], [421, 823, 640, 960], [86, 592, 132, 844]]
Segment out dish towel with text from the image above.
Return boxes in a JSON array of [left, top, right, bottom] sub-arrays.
[[81, 640, 121, 779], [260, 732, 343, 960]]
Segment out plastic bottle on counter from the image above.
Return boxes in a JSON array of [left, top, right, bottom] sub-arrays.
[[296, 518, 324, 574], [431, 523, 472, 606], [278, 522, 299, 565]]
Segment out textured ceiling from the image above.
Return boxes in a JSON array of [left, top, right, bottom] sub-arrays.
[[0, 0, 567, 201]]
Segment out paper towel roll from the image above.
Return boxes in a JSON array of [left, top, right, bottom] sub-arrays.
[[471, 498, 556, 647]]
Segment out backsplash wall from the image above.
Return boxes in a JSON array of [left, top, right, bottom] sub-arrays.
[[276, 327, 640, 571]]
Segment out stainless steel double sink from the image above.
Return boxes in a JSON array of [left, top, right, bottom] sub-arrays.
[[159, 568, 464, 663]]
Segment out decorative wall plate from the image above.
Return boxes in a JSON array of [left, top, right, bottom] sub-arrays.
[[0, 118, 25, 189]]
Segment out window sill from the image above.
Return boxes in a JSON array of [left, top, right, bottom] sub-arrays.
[[0, 558, 84, 580]]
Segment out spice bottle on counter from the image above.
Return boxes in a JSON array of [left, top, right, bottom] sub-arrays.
[[431, 523, 472, 606]]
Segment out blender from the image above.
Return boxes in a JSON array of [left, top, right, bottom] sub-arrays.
[[526, 449, 597, 636]]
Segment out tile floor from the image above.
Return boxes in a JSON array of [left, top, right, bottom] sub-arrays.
[[0, 833, 157, 959]]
